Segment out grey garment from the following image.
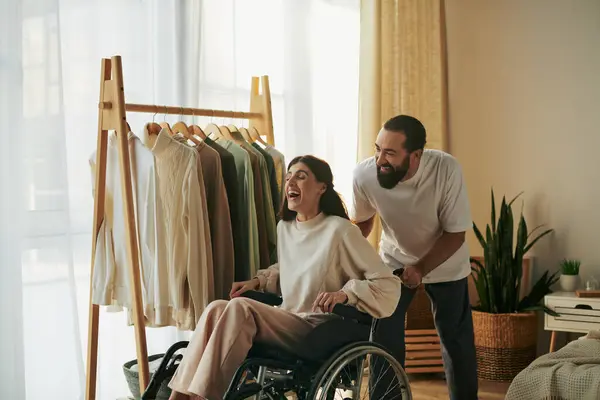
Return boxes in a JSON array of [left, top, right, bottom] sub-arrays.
[[371, 278, 479, 400]]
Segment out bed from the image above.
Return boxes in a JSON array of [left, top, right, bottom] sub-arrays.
[[505, 330, 600, 400]]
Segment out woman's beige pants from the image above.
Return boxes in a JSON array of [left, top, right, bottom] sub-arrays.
[[168, 297, 316, 400]]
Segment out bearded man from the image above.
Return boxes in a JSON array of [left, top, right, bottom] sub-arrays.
[[351, 115, 478, 400]]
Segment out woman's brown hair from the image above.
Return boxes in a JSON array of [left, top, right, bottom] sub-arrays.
[[280, 155, 349, 221]]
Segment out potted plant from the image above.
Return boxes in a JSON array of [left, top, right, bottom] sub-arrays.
[[471, 189, 559, 382], [559, 259, 581, 291]]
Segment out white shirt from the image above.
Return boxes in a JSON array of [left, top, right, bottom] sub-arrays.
[[351, 149, 472, 283], [255, 213, 401, 319], [89, 131, 166, 319]]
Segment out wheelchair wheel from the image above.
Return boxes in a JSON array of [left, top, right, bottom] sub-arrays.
[[307, 341, 412, 400]]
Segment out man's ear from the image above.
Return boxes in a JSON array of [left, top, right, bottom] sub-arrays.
[[412, 149, 423, 161]]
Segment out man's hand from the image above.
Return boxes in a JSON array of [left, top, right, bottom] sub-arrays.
[[229, 278, 260, 299], [401, 266, 423, 288], [312, 291, 348, 313]]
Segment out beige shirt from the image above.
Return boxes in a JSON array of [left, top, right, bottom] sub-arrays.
[[256, 213, 402, 319], [174, 135, 234, 301], [141, 127, 214, 330]]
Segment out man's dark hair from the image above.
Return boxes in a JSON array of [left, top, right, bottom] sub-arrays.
[[383, 115, 427, 152]]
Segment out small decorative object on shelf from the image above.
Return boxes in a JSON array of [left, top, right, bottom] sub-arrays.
[[586, 275, 599, 291], [559, 259, 581, 292]]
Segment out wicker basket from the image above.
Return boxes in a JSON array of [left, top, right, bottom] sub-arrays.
[[405, 285, 435, 330], [123, 354, 172, 400], [472, 310, 537, 381]]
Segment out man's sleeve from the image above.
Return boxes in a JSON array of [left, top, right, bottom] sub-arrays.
[[439, 158, 472, 232], [350, 167, 376, 223]]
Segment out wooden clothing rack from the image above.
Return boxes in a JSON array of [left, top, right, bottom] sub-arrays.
[[86, 55, 275, 400]]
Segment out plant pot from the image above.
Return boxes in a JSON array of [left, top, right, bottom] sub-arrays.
[[472, 310, 537, 381], [559, 274, 580, 292], [405, 284, 435, 330]]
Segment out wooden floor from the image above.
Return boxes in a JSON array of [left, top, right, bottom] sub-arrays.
[[409, 373, 510, 399]]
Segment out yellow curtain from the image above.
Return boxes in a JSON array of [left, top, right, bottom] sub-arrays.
[[357, 0, 449, 249]]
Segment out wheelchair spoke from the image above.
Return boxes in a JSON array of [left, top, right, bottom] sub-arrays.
[[308, 342, 412, 400]]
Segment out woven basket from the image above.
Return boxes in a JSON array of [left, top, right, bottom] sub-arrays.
[[472, 310, 537, 381], [405, 285, 435, 330], [123, 354, 172, 400]]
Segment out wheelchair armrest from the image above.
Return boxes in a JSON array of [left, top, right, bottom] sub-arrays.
[[239, 290, 283, 306], [332, 303, 373, 325]]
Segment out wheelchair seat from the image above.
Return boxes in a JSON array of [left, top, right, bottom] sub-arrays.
[[248, 315, 371, 364], [142, 290, 413, 400], [240, 290, 372, 362]]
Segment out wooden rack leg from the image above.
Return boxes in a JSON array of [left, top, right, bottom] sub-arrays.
[[85, 58, 111, 400], [85, 56, 150, 399], [112, 55, 150, 390]]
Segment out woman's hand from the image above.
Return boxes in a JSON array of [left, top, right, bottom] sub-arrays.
[[312, 291, 348, 313], [229, 278, 260, 299]]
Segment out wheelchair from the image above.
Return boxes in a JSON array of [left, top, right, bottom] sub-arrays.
[[141, 290, 412, 400]]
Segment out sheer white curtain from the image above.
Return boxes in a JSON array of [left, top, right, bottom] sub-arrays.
[[0, 0, 359, 399]]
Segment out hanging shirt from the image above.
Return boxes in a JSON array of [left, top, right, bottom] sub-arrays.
[[89, 132, 168, 324], [265, 145, 286, 212], [216, 138, 259, 279], [236, 138, 276, 267], [203, 137, 243, 287], [141, 127, 214, 330], [252, 143, 280, 223], [229, 137, 271, 270], [173, 135, 234, 301]]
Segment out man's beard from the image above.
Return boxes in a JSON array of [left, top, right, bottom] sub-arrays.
[[376, 158, 410, 189]]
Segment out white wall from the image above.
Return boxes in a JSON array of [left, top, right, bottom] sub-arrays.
[[446, 0, 600, 292]]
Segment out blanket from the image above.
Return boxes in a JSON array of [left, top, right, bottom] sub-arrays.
[[506, 331, 600, 400]]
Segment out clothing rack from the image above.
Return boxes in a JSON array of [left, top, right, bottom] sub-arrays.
[[86, 55, 275, 400]]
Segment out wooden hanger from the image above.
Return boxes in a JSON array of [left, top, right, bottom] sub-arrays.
[[228, 124, 252, 142], [159, 106, 173, 135], [189, 124, 207, 140], [146, 111, 162, 135], [219, 125, 237, 141], [250, 126, 268, 146], [205, 123, 227, 139], [238, 127, 254, 143], [172, 121, 189, 135], [189, 110, 207, 139], [172, 117, 201, 146]]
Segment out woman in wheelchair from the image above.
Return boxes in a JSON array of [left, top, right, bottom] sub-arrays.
[[167, 155, 403, 400]]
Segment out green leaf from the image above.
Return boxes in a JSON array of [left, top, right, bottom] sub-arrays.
[[471, 257, 490, 312], [472, 222, 487, 251], [523, 228, 554, 254], [491, 188, 496, 233], [508, 191, 524, 207]]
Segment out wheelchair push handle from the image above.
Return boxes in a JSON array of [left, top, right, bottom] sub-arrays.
[[394, 266, 422, 289]]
